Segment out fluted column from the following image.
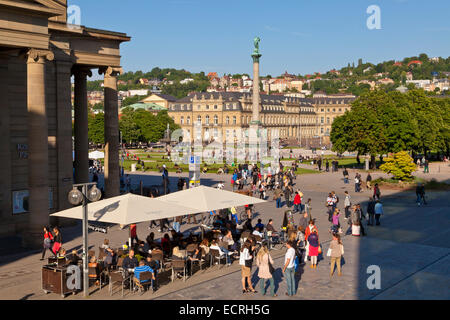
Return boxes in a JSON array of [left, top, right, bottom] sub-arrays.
[[99, 66, 123, 198], [73, 66, 92, 184], [23, 49, 54, 249]]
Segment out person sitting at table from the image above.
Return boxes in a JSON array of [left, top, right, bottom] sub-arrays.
[[57, 247, 66, 259], [255, 219, 264, 231], [252, 226, 264, 238], [137, 241, 148, 258], [172, 246, 185, 259], [146, 232, 157, 250], [66, 250, 81, 266], [222, 229, 238, 252], [122, 249, 139, 271], [134, 260, 155, 291], [210, 239, 232, 265], [88, 256, 101, 286]]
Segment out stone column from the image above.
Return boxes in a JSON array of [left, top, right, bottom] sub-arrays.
[[23, 49, 54, 249], [55, 60, 75, 223], [73, 66, 92, 184], [0, 54, 11, 226], [250, 50, 262, 165], [100, 66, 123, 198]]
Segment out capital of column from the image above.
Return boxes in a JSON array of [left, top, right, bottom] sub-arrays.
[[99, 66, 123, 78], [71, 65, 93, 78], [25, 49, 54, 64]]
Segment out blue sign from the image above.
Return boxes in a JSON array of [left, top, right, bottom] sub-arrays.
[[431, 71, 439, 77]]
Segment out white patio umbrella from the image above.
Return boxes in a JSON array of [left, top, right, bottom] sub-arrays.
[[50, 193, 199, 225], [88, 150, 105, 159], [158, 185, 266, 212]]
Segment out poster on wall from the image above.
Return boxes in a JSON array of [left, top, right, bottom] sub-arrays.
[[12, 189, 54, 214], [12, 190, 29, 214]]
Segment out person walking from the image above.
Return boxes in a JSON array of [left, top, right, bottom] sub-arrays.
[[240, 240, 257, 293], [354, 174, 360, 193], [51, 227, 62, 257], [344, 191, 351, 220], [41, 226, 54, 261], [325, 160, 329, 172], [366, 197, 376, 226], [332, 208, 342, 231], [373, 183, 381, 201], [307, 229, 320, 269], [293, 191, 301, 213], [416, 183, 427, 206], [326, 193, 334, 222], [329, 233, 344, 277], [305, 198, 312, 218], [366, 173, 372, 190], [317, 158, 322, 171], [282, 241, 297, 296], [424, 159, 429, 173], [284, 185, 292, 208], [274, 186, 283, 209], [343, 168, 349, 184], [374, 200, 383, 226], [256, 245, 277, 297]]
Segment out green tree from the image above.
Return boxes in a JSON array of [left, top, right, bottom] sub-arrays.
[[88, 113, 104, 144], [379, 151, 416, 181], [119, 113, 141, 143]]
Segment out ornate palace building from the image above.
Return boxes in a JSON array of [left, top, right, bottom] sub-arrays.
[[168, 92, 355, 145], [168, 92, 317, 143], [0, 1, 130, 248]]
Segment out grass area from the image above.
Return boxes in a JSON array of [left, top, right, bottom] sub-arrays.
[[372, 177, 450, 191]]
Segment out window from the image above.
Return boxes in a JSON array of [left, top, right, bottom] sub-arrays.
[[338, 108, 342, 112], [327, 117, 330, 124], [198, 105, 201, 110], [214, 115, 218, 125], [197, 115, 201, 124], [187, 116, 190, 124], [233, 116, 237, 124], [321, 128, 324, 134], [214, 105, 218, 109], [226, 116, 230, 125], [180, 116, 184, 124], [206, 105, 210, 110], [205, 115, 210, 125], [332, 108, 336, 112]]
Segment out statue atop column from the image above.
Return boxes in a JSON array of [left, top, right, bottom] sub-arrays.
[[252, 36, 262, 62]]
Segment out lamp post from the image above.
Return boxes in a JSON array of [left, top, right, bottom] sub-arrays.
[[68, 182, 101, 297]]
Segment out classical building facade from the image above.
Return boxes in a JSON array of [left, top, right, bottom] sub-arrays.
[[0, 1, 130, 248], [305, 94, 356, 145], [168, 92, 317, 143]]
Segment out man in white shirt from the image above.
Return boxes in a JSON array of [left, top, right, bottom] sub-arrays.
[[252, 227, 264, 238], [282, 241, 297, 296]]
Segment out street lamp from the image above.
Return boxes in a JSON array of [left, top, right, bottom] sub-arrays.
[[68, 182, 101, 297]]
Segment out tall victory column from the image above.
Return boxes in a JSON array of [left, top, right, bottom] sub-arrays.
[[249, 37, 262, 164]]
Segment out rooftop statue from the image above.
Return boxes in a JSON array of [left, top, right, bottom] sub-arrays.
[[253, 37, 261, 55]]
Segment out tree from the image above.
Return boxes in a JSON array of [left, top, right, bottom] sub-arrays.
[[379, 151, 416, 181], [88, 113, 104, 144], [119, 113, 141, 143]]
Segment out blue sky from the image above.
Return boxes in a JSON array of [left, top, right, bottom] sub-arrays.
[[74, 0, 450, 78]]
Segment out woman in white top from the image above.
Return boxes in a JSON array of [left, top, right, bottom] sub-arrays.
[[239, 240, 256, 294]]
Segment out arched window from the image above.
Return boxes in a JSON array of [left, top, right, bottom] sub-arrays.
[[197, 115, 202, 124], [180, 116, 184, 124], [214, 115, 218, 125], [233, 116, 237, 125], [187, 116, 190, 124], [205, 115, 210, 125], [226, 116, 230, 125]]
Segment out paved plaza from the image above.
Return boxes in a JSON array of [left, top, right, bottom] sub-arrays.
[[0, 162, 449, 300]]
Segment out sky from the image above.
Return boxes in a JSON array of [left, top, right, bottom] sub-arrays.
[[72, 0, 450, 79]]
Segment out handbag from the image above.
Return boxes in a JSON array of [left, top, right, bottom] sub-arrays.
[[326, 248, 332, 257], [44, 238, 52, 249], [268, 260, 275, 274], [245, 258, 253, 268], [318, 244, 322, 254]]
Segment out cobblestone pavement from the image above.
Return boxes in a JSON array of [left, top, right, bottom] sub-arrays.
[[0, 162, 448, 300]]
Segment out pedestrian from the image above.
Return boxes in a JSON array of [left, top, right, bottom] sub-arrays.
[[317, 158, 322, 171], [424, 159, 429, 173], [344, 191, 351, 220], [173, 216, 182, 233], [177, 177, 185, 191], [282, 240, 297, 296], [162, 165, 169, 194], [366, 197, 376, 226], [373, 183, 381, 200], [298, 211, 309, 232], [256, 245, 277, 297], [240, 240, 257, 294], [374, 200, 383, 226], [343, 168, 349, 184], [305, 198, 312, 218], [284, 185, 292, 208], [326, 193, 334, 222], [51, 226, 62, 256], [307, 229, 320, 269], [416, 183, 427, 206], [366, 173, 372, 190], [41, 226, 54, 261], [328, 233, 344, 277], [130, 223, 138, 246], [325, 160, 329, 172], [354, 174, 360, 193], [273, 186, 283, 208], [293, 191, 301, 213], [332, 208, 341, 230]]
